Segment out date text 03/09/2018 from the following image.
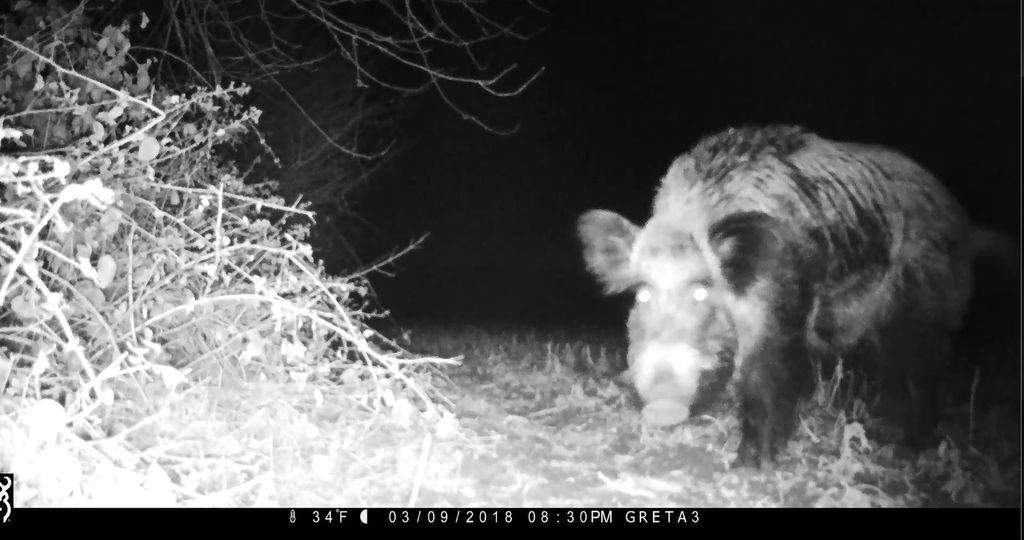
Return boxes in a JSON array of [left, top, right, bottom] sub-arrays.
[[380, 508, 700, 526]]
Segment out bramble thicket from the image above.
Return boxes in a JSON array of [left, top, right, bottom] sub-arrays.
[[1, 2, 459, 505]]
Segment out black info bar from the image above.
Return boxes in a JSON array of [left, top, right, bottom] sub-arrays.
[[1, 507, 1016, 533]]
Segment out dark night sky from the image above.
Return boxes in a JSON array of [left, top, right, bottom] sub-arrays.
[[356, 1, 1020, 327]]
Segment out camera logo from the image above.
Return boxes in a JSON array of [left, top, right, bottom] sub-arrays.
[[0, 474, 13, 524]]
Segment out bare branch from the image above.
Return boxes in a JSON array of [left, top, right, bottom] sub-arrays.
[[105, 0, 543, 130]]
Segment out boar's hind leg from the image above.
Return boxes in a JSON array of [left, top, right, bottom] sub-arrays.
[[880, 317, 951, 450]]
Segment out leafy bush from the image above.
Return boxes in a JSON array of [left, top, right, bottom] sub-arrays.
[[1, 1, 455, 505]]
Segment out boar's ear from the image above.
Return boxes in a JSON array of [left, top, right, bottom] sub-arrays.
[[577, 209, 640, 294], [708, 211, 783, 295]]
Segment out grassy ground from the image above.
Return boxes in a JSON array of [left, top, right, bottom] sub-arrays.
[[4, 322, 1018, 507], [393, 323, 1020, 507]]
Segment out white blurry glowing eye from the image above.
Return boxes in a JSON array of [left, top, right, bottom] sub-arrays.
[[692, 287, 708, 302], [636, 287, 652, 303]]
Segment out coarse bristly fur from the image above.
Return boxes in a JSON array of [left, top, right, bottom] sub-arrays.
[[578, 124, 1017, 469]]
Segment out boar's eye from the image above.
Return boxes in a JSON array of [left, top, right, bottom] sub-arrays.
[[636, 286, 652, 304], [691, 285, 709, 302]]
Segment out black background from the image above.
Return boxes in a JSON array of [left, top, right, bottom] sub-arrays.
[[357, 1, 1020, 328]]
